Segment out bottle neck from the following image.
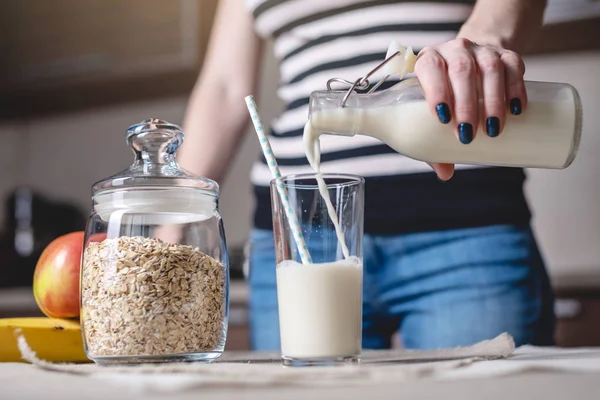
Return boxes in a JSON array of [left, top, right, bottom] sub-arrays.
[[308, 79, 421, 138], [309, 107, 362, 138]]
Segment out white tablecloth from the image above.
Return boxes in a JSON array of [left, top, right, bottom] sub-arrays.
[[2, 339, 600, 400]]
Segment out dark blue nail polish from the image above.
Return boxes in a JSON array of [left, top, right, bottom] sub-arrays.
[[458, 123, 473, 144], [486, 117, 500, 137], [510, 98, 522, 115], [436, 103, 451, 124]]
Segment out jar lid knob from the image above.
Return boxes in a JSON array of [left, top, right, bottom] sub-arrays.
[[126, 118, 184, 163]]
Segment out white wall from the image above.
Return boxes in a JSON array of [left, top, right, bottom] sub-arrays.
[[0, 43, 281, 249], [523, 51, 600, 284], [0, 44, 598, 285]]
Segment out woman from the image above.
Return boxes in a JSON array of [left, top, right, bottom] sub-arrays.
[[178, 0, 555, 350]]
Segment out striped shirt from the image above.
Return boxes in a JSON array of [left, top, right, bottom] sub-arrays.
[[247, 0, 530, 234]]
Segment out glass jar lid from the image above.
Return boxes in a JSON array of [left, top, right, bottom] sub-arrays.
[[90, 118, 218, 223], [92, 118, 218, 197]]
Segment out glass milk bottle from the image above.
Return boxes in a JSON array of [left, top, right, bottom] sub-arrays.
[[308, 78, 583, 169]]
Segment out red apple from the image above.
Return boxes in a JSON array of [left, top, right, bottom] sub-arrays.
[[33, 232, 84, 319]]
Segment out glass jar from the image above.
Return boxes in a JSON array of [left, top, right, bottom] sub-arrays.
[[80, 118, 229, 364]]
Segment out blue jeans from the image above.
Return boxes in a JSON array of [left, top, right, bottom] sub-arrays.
[[247, 224, 555, 350]]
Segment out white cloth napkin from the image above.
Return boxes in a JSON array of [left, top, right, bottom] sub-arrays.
[[17, 332, 600, 394], [17, 333, 517, 392], [437, 345, 600, 380]]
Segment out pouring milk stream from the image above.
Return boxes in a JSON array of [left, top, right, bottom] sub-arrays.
[[302, 41, 420, 257]]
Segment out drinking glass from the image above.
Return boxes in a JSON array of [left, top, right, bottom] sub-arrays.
[[270, 173, 365, 366]]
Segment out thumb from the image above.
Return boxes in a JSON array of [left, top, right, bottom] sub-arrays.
[[429, 162, 455, 182]]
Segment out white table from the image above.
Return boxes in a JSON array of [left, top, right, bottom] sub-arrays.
[[2, 346, 599, 400], [0, 364, 596, 400]]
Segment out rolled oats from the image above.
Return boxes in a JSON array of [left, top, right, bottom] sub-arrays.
[[81, 236, 227, 358]]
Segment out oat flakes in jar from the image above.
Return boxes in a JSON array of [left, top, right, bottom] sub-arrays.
[[81, 118, 229, 364]]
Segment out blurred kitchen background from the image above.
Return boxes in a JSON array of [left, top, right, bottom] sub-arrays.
[[0, 0, 599, 350]]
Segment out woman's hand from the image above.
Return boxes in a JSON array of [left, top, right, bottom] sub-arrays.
[[414, 38, 527, 181]]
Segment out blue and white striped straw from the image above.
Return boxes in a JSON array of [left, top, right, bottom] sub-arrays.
[[245, 96, 313, 264]]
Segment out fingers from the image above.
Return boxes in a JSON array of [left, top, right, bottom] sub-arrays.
[[417, 39, 480, 144], [415, 38, 528, 146], [500, 50, 527, 115], [415, 47, 453, 125], [473, 47, 505, 137], [441, 39, 479, 144]]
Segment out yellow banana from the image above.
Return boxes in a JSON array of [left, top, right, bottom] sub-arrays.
[[0, 318, 89, 363]]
